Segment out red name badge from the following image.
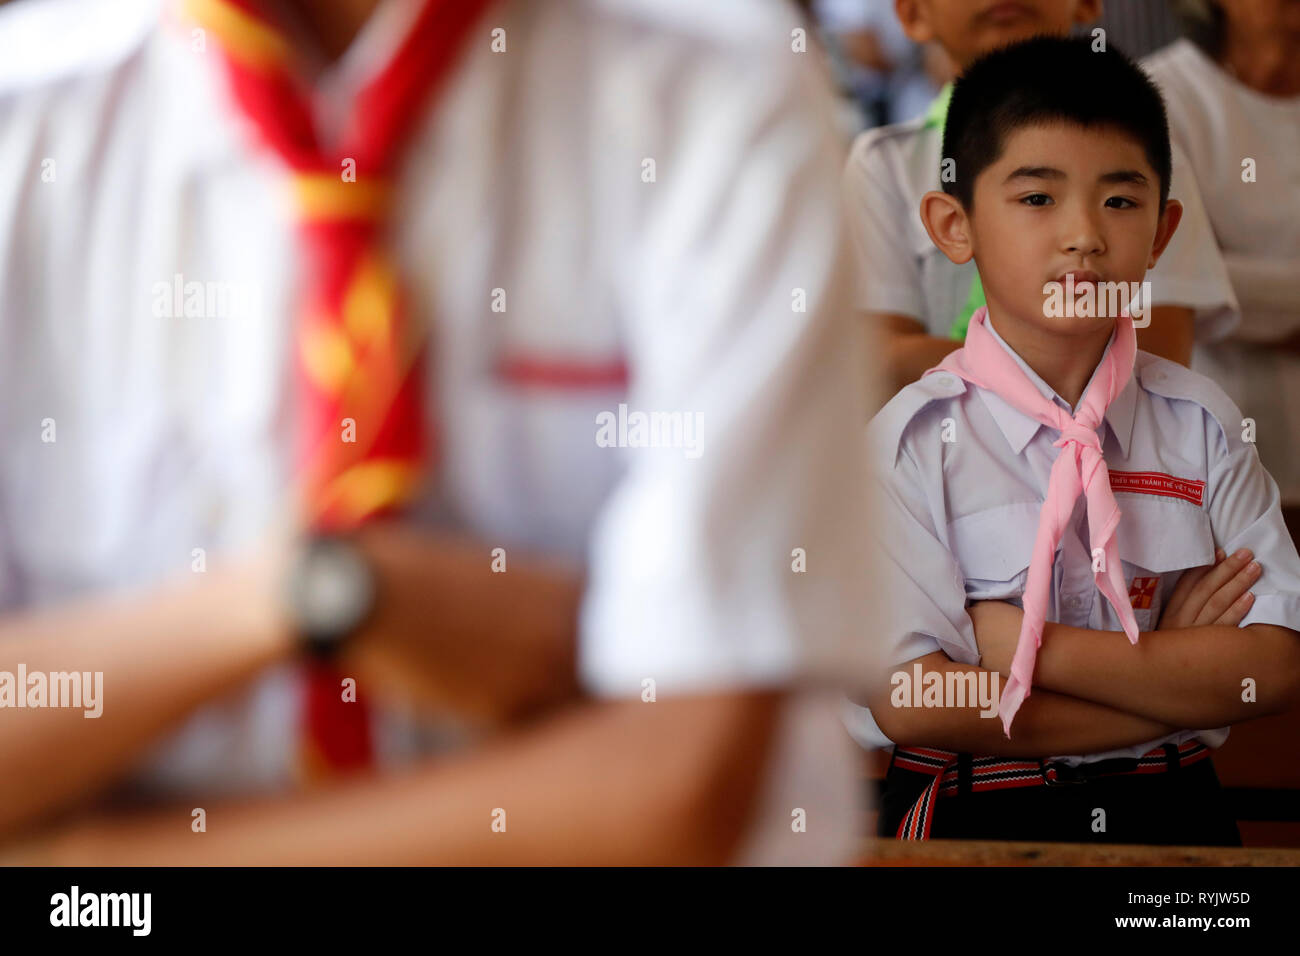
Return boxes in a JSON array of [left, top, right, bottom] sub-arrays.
[[1109, 470, 1206, 506]]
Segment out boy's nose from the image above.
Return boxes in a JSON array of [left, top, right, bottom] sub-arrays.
[[1063, 232, 1105, 257], [1062, 209, 1105, 257]]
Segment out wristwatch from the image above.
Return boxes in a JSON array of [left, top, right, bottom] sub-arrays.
[[284, 534, 377, 659]]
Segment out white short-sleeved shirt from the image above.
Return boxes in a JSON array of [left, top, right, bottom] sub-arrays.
[[0, 0, 877, 863], [1142, 39, 1300, 504], [842, 107, 1242, 342], [845, 317, 1300, 765]]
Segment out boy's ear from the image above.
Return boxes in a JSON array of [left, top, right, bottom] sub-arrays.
[[894, 0, 935, 44], [919, 190, 974, 265], [1147, 199, 1184, 270]]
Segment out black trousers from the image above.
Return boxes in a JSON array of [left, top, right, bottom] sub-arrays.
[[878, 746, 1243, 846]]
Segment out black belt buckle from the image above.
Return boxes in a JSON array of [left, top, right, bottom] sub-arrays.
[[1042, 756, 1140, 786], [1041, 760, 1085, 786]]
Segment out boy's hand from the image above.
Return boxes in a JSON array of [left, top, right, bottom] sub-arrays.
[[1158, 548, 1260, 630], [969, 600, 1024, 677]]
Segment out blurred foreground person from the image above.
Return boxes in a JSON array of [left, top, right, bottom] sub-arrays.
[[0, 0, 875, 864]]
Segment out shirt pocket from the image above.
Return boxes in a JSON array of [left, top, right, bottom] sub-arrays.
[[1114, 496, 1216, 631], [449, 365, 630, 561], [948, 502, 1048, 605]]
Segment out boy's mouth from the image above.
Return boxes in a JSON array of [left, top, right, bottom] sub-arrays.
[[1054, 270, 1103, 290], [978, 3, 1038, 26]]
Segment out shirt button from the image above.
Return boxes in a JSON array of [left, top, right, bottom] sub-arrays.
[[935, 375, 955, 388], [1064, 596, 1082, 609]]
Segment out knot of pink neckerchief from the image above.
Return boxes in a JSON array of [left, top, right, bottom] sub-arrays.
[[926, 306, 1140, 736]]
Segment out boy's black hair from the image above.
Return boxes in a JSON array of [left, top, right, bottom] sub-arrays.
[[942, 35, 1172, 211]]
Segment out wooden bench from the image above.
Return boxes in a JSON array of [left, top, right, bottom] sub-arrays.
[[859, 836, 1300, 865]]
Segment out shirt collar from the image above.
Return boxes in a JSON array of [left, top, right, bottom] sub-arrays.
[[168, 0, 421, 153], [974, 317, 1137, 458]]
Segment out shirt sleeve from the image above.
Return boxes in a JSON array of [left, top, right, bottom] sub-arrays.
[[844, 433, 977, 749], [1222, 254, 1300, 342], [1203, 404, 1300, 631], [842, 133, 926, 320], [1147, 141, 1241, 343], [577, 34, 878, 698], [871, 442, 977, 668]]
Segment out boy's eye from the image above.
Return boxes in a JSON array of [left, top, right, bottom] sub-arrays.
[[1020, 193, 1053, 207], [1105, 196, 1138, 209]]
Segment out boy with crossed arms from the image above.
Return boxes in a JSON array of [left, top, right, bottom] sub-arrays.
[[856, 37, 1300, 844]]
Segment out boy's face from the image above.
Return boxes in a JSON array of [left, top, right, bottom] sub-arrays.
[[922, 123, 1182, 341], [1220, 0, 1300, 35], [896, 0, 1102, 69]]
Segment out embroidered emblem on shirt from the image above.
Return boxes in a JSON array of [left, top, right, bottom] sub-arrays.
[[1129, 576, 1159, 610], [1109, 470, 1206, 506]]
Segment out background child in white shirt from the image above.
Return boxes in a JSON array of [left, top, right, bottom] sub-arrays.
[[1143, 1, 1300, 535]]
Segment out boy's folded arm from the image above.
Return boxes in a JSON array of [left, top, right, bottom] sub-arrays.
[[1026, 401, 1300, 727], [1034, 620, 1300, 727], [866, 651, 1178, 758]]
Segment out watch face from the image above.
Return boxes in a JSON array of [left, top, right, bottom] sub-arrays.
[[291, 537, 375, 644]]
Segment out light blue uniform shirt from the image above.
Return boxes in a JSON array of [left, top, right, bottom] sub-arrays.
[[848, 320, 1300, 765]]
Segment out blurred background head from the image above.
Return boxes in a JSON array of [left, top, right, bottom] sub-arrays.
[[893, 0, 1102, 69], [1174, 0, 1300, 59]]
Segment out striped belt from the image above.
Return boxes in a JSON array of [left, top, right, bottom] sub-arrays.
[[891, 739, 1212, 840]]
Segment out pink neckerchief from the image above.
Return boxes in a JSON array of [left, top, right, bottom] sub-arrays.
[[926, 306, 1140, 736]]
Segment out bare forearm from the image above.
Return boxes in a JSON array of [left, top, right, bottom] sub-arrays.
[[0, 558, 292, 837], [1036, 622, 1300, 726], [352, 526, 583, 725], [869, 654, 1177, 756], [884, 333, 961, 394], [1136, 306, 1194, 367], [1, 694, 780, 866], [867, 313, 961, 397]]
